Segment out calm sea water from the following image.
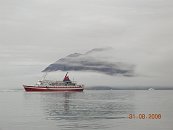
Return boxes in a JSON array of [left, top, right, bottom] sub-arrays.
[[0, 89, 172, 130]]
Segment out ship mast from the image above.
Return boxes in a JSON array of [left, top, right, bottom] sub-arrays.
[[42, 72, 48, 80], [65, 72, 68, 77]]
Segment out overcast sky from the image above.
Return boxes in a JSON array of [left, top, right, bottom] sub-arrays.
[[0, 0, 173, 88]]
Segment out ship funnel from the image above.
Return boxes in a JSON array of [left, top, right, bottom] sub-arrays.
[[63, 72, 71, 82]]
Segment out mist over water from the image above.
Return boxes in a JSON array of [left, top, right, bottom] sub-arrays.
[[0, 90, 172, 130]]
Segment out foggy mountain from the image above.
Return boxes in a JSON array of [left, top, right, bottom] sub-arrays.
[[42, 48, 135, 76]]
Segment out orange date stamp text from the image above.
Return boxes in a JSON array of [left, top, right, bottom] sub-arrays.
[[128, 114, 161, 119]]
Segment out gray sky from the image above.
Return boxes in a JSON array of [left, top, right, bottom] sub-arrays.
[[0, 0, 173, 88]]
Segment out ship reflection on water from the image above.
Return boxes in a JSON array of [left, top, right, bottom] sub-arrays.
[[40, 92, 73, 120], [40, 91, 135, 121], [63, 93, 70, 114]]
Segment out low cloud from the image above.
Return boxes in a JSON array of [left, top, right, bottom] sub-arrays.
[[42, 48, 135, 76]]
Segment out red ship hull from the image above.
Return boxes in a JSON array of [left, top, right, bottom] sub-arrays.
[[23, 85, 84, 92]]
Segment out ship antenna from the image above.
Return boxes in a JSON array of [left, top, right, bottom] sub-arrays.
[[42, 72, 48, 80], [65, 72, 68, 77]]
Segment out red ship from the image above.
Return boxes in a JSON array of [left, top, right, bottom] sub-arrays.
[[23, 72, 84, 92]]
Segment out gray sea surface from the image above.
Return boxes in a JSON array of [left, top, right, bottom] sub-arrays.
[[0, 89, 172, 130]]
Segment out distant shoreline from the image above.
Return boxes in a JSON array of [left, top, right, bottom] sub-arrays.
[[86, 86, 173, 90]]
